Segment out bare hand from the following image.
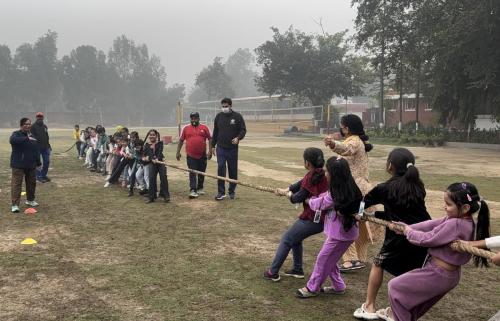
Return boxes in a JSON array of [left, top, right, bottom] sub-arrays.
[[231, 137, 239, 145], [207, 152, 212, 160], [176, 152, 181, 161], [332, 132, 342, 140], [211, 147, 216, 157], [493, 252, 500, 266], [275, 188, 288, 196]]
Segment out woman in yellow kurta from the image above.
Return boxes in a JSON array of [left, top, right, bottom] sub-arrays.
[[324, 114, 382, 271]]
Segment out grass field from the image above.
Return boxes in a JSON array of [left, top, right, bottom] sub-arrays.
[[0, 128, 499, 321]]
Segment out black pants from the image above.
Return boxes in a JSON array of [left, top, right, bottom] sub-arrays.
[[187, 155, 207, 191], [91, 149, 100, 169], [216, 146, 238, 195], [108, 157, 132, 183], [148, 163, 170, 200]]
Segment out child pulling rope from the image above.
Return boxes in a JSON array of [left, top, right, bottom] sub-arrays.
[[156, 160, 497, 261]]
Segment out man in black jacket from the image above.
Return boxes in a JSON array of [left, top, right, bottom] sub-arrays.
[[211, 97, 246, 200], [10, 118, 42, 213], [30, 112, 51, 183]]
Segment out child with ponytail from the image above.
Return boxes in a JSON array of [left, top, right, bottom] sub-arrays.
[[377, 181, 490, 321], [263, 147, 328, 282], [295, 156, 363, 298], [354, 148, 431, 320]]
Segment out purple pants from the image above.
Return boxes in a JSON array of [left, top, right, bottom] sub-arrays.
[[388, 259, 461, 321], [306, 238, 353, 292]]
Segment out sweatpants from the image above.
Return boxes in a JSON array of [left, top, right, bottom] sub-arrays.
[[388, 259, 460, 321], [306, 238, 353, 292], [11, 167, 36, 205]]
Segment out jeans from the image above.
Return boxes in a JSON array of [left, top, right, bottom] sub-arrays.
[[216, 146, 238, 195], [76, 141, 82, 158], [37, 148, 50, 179], [270, 219, 324, 274], [187, 155, 207, 191]]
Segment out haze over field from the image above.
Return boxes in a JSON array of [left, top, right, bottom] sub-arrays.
[[1, 0, 356, 87]]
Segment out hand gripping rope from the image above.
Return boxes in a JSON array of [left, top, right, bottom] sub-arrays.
[[157, 160, 497, 261]]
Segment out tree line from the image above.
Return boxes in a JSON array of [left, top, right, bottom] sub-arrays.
[[0, 31, 184, 125]]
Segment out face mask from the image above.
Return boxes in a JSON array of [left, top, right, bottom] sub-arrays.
[[191, 120, 199, 126], [221, 107, 230, 113]]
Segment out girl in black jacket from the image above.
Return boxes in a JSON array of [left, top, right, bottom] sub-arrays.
[[143, 129, 170, 203]]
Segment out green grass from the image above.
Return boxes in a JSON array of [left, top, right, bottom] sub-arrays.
[[0, 129, 499, 320]]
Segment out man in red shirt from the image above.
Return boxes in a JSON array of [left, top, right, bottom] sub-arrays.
[[176, 112, 212, 198]]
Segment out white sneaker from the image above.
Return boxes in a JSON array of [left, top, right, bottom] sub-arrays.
[[353, 303, 379, 320], [197, 189, 205, 195], [105, 175, 111, 180], [104, 182, 110, 188], [11, 205, 20, 213], [25, 200, 39, 207], [189, 190, 199, 199]]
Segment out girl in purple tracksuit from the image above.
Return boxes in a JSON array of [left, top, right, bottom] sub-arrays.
[[378, 182, 490, 321], [295, 156, 363, 298]]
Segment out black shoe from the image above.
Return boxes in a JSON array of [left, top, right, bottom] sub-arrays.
[[263, 270, 281, 282], [44, 177, 51, 182], [139, 189, 149, 195], [163, 196, 170, 203], [128, 190, 133, 197], [89, 168, 96, 172], [229, 193, 235, 200], [145, 198, 155, 204], [215, 193, 226, 201], [283, 269, 305, 279]]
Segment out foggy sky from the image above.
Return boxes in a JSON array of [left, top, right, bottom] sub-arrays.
[[1, 0, 356, 90]]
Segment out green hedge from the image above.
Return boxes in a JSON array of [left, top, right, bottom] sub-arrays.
[[367, 125, 500, 146]]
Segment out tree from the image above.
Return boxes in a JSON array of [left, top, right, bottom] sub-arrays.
[[255, 27, 365, 118], [59, 45, 106, 111], [195, 57, 234, 100], [0, 45, 17, 111], [224, 48, 261, 97]]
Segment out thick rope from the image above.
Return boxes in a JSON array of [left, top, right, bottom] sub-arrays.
[[157, 161, 287, 195], [159, 161, 497, 261], [53, 142, 76, 155]]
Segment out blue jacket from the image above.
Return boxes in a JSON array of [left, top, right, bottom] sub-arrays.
[[10, 130, 41, 169]]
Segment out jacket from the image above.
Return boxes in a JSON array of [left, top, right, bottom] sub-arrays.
[[10, 130, 41, 169], [31, 120, 51, 149]]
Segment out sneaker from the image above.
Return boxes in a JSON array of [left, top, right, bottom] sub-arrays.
[[139, 189, 149, 196], [104, 182, 110, 188], [215, 193, 226, 201], [295, 287, 319, 298], [283, 269, 305, 279], [44, 177, 51, 182], [197, 189, 205, 195], [145, 198, 155, 204], [105, 175, 111, 180], [263, 270, 281, 282], [163, 196, 171, 203], [189, 190, 199, 199], [25, 200, 39, 207], [11, 205, 20, 213], [321, 286, 346, 295], [229, 193, 235, 200], [89, 168, 96, 172], [128, 190, 133, 197]]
